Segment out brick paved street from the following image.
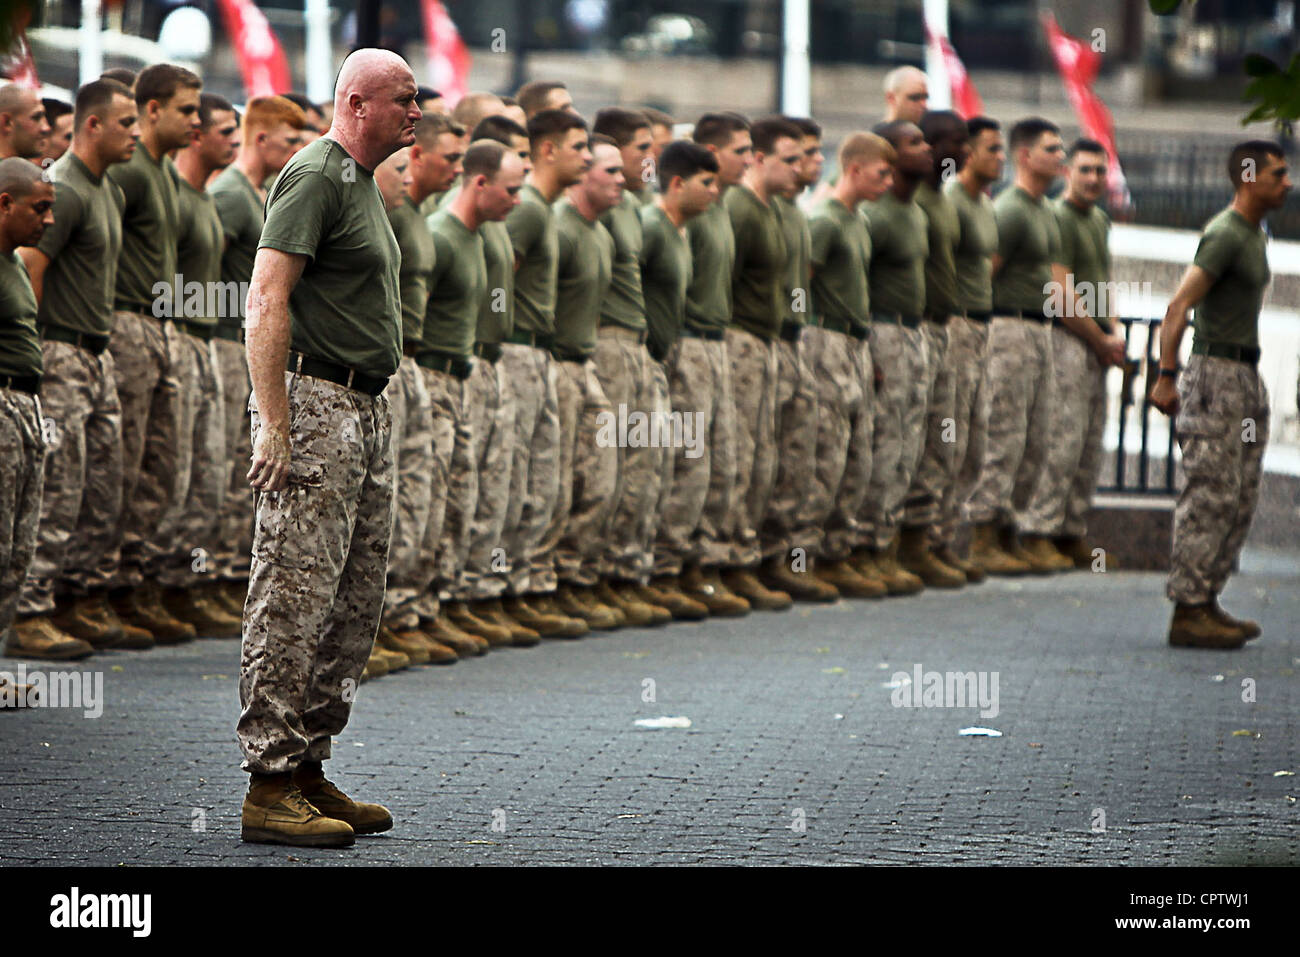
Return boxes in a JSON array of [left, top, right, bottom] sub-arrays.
[[1, 549, 1296, 866]]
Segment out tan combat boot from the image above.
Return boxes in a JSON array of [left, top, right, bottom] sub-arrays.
[[371, 631, 411, 672], [49, 596, 122, 649], [293, 761, 393, 835], [241, 772, 356, 848], [643, 578, 709, 620], [363, 646, 390, 679], [112, 584, 196, 644], [1210, 598, 1260, 640], [1054, 536, 1118, 571], [815, 557, 887, 599], [0, 673, 38, 708], [594, 580, 670, 627], [553, 584, 622, 630], [679, 564, 750, 617], [720, 568, 793, 611], [503, 596, 587, 638], [476, 599, 542, 647], [999, 527, 1054, 576], [1020, 535, 1074, 573], [532, 592, 597, 633], [848, 549, 892, 594], [164, 586, 243, 638], [897, 527, 966, 589], [81, 593, 155, 649], [759, 555, 840, 602], [1168, 603, 1247, 650], [446, 601, 516, 648], [5, 616, 94, 661], [378, 624, 432, 666], [968, 522, 1031, 577], [424, 613, 487, 656], [934, 544, 984, 584], [874, 536, 924, 596], [217, 580, 248, 617]]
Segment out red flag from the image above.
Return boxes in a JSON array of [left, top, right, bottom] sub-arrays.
[[924, 26, 984, 120], [421, 0, 471, 108], [216, 0, 291, 99], [1042, 11, 1131, 211]]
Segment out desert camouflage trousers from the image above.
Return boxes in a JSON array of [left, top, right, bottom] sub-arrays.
[[966, 317, 1056, 528], [1167, 355, 1269, 605], [0, 389, 46, 634], [238, 371, 394, 774], [1022, 327, 1110, 538], [547, 356, 617, 587], [19, 342, 122, 616], [653, 335, 735, 576], [862, 322, 927, 549], [498, 343, 561, 596]]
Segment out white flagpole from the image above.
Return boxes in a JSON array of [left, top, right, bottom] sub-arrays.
[[304, 0, 333, 104], [80, 0, 103, 87], [924, 0, 951, 109], [781, 0, 811, 116]]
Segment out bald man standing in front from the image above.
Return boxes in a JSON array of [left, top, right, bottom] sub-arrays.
[[237, 50, 421, 848]]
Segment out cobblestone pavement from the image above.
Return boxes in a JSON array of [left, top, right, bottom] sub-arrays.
[[1, 549, 1296, 866]]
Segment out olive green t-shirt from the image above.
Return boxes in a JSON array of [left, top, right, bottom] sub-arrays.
[[34, 152, 124, 337], [862, 189, 929, 319], [211, 165, 264, 332], [553, 199, 614, 359], [945, 177, 997, 315], [478, 220, 514, 345], [684, 194, 734, 334], [774, 194, 811, 326], [422, 209, 485, 359], [598, 190, 647, 331], [109, 140, 180, 312], [259, 137, 402, 379], [172, 179, 224, 328], [628, 185, 655, 208], [808, 196, 872, 333], [1191, 206, 1270, 349], [992, 185, 1061, 314], [388, 195, 437, 347], [726, 185, 787, 339], [638, 202, 692, 360], [0, 252, 41, 379], [1053, 197, 1112, 331], [915, 180, 961, 318], [506, 182, 559, 337]]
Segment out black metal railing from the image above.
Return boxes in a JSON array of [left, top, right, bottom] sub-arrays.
[[1103, 316, 1177, 495]]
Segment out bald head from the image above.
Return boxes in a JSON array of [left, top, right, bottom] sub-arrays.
[[0, 155, 43, 198], [452, 92, 506, 132], [0, 156, 54, 250], [0, 83, 49, 160], [333, 49, 415, 116], [330, 48, 421, 169], [883, 66, 929, 125]]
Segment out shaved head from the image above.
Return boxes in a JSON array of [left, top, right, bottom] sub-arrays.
[[883, 66, 929, 125], [0, 155, 43, 198], [329, 48, 421, 170], [333, 48, 415, 117]]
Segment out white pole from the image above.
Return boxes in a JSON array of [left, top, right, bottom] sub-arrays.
[[304, 0, 333, 104], [80, 0, 103, 87], [924, 0, 951, 109], [781, 0, 811, 116]]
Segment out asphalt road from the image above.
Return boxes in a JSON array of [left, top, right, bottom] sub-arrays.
[[1, 548, 1296, 866]]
